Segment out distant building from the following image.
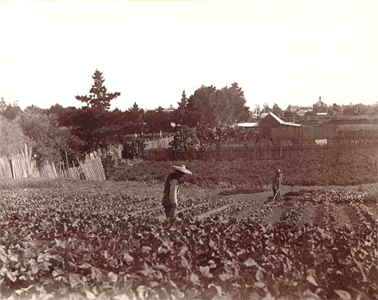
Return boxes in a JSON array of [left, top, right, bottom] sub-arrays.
[[286, 105, 301, 112], [237, 112, 302, 130], [164, 104, 175, 113], [285, 104, 312, 116], [313, 96, 328, 116], [296, 108, 312, 117]]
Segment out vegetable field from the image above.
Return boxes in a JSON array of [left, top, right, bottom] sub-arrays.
[[0, 182, 377, 300]]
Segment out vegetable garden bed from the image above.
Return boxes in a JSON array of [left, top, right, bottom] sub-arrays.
[[0, 185, 377, 300]]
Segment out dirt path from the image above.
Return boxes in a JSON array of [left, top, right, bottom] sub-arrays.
[[196, 203, 234, 220]]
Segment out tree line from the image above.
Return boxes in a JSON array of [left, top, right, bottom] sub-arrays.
[[0, 70, 250, 166], [1, 69, 377, 167]]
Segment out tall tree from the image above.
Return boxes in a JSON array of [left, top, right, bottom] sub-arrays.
[[187, 85, 218, 126], [173, 89, 188, 125], [261, 102, 271, 114], [185, 83, 250, 127], [0, 99, 22, 120], [0, 115, 31, 157], [272, 103, 283, 117], [127, 102, 145, 124], [16, 108, 74, 166], [0, 98, 7, 113], [75, 69, 120, 111], [221, 82, 250, 124]]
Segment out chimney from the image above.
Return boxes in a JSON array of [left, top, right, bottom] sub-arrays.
[[319, 96, 321, 102]]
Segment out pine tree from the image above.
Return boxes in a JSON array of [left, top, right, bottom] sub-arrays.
[[75, 69, 120, 111]]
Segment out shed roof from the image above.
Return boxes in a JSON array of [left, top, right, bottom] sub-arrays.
[[266, 112, 303, 127], [236, 122, 259, 128], [237, 113, 303, 128]]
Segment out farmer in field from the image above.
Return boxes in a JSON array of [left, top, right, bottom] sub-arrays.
[[272, 168, 283, 201], [162, 165, 193, 219]]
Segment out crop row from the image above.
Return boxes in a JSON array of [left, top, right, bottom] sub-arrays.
[[0, 190, 377, 300], [280, 201, 307, 227]]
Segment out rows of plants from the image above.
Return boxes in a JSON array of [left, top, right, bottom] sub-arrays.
[[0, 190, 377, 300], [280, 201, 307, 228]]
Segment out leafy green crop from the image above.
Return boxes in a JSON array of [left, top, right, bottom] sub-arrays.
[[0, 190, 377, 300]]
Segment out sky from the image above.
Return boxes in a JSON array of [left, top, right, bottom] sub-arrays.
[[0, 0, 377, 112]]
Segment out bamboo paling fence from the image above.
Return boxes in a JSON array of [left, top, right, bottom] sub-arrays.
[[0, 156, 13, 178], [0, 144, 39, 179], [39, 151, 106, 181], [0, 147, 106, 181]]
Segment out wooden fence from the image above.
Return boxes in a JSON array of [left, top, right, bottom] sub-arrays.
[[145, 136, 173, 150], [143, 144, 377, 162], [0, 145, 39, 179], [0, 149, 106, 181], [271, 124, 378, 142], [40, 152, 106, 181]]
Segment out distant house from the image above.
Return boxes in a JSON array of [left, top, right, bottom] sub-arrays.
[[164, 104, 175, 113], [237, 112, 303, 146], [296, 108, 312, 116], [237, 112, 302, 130], [285, 105, 312, 116], [259, 112, 303, 130], [313, 97, 328, 116], [286, 105, 301, 113]]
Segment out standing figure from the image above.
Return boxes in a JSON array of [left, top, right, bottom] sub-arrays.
[[162, 165, 193, 219], [272, 168, 283, 201]]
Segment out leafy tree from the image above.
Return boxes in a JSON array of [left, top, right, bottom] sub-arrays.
[[144, 107, 174, 133], [261, 102, 271, 114], [68, 108, 107, 153], [75, 69, 120, 111], [185, 83, 250, 127], [220, 83, 250, 124], [0, 115, 31, 157], [0, 98, 6, 113], [187, 85, 218, 126], [1, 100, 22, 120], [253, 104, 261, 118], [272, 103, 283, 117], [127, 102, 145, 124], [16, 108, 74, 166], [175, 90, 188, 124]]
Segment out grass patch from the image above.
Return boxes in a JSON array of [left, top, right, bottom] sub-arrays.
[[109, 150, 378, 188]]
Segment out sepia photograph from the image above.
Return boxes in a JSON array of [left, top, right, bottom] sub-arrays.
[[0, 0, 377, 299]]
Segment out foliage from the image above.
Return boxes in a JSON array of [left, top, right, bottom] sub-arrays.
[[75, 69, 121, 111], [0, 115, 31, 157], [185, 83, 249, 127], [272, 103, 283, 118], [68, 108, 111, 153], [172, 89, 189, 125], [144, 107, 174, 133], [122, 137, 147, 159], [0, 98, 22, 120], [169, 126, 202, 157], [15, 108, 73, 166], [343, 103, 378, 116], [0, 189, 376, 300]]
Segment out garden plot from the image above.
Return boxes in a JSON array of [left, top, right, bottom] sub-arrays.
[[0, 182, 377, 300]]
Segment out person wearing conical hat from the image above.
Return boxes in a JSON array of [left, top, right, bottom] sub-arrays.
[[272, 168, 283, 201], [162, 165, 193, 219]]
